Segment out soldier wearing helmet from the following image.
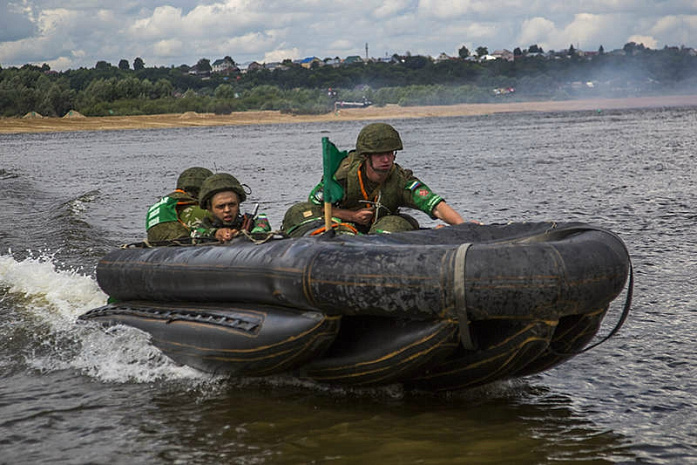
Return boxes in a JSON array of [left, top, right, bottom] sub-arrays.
[[145, 166, 213, 242], [193, 172, 271, 242], [284, 123, 471, 236]]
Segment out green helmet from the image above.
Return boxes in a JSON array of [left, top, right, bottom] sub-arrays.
[[199, 173, 247, 209], [176, 167, 213, 198], [356, 123, 403, 156]]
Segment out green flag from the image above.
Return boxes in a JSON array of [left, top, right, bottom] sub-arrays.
[[322, 137, 348, 204]]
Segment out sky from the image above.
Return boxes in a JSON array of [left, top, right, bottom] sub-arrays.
[[1, 0, 696, 72]]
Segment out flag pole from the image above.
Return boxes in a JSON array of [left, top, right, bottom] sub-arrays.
[[324, 201, 332, 233], [321, 137, 348, 234]]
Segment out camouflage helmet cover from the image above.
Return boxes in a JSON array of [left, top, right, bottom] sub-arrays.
[[199, 173, 247, 209], [355, 123, 403, 156], [176, 167, 213, 195]]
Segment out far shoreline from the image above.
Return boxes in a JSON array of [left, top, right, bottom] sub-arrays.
[[3, 94, 697, 135]]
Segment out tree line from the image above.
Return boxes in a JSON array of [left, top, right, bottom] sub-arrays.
[[2, 43, 697, 118]]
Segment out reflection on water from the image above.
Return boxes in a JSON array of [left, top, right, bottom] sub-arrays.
[[1, 106, 697, 463]]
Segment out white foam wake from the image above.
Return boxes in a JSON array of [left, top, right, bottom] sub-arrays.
[[0, 251, 209, 385]]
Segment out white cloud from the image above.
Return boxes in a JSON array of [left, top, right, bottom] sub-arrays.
[[262, 48, 300, 63], [130, 6, 184, 39], [1, 0, 697, 70], [518, 17, 557, 49], [374, 0, 413, 19], [153, 39, 184, 57], [627, 35, 658, 49]]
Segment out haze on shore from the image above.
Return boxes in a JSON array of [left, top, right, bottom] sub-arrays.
[[3, 95, 697, 135]]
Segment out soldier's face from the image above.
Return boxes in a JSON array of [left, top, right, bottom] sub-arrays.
[[368, 151, 395, 173], [210, 191, 240, 223]]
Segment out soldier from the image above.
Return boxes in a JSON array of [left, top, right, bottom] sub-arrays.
[[193, 173, 271, 242], [145, 166, 213, 242], [282, 122, 472, 237]]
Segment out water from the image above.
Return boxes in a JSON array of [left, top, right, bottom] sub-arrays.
[[1, 106, 696, 464]]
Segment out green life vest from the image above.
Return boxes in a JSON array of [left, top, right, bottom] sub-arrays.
[[146, 190, 201, 231]]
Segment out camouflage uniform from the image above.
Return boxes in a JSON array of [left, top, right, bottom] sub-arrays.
[[146, 167, 213, 242], [193, 212, 272, 239], [283, 123, 445, 236], [146, 190, 210, 242], [193, 172, 272, 240]]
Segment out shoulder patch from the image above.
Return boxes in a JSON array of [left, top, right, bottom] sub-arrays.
[[406, 180, 422, 191]]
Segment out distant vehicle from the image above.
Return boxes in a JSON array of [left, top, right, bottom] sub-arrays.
[[334, 98, 372, 110]]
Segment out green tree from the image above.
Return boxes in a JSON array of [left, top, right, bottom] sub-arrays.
[[116, 77, 142, 99], [458, 46, 470, 59], [196, 58, 212, 73], [118, 59, 130, 70], [133, 57, 145, 70], [214, 83, 237, 99], [153, 78, 174, 98], [476, 46, 488, 58]]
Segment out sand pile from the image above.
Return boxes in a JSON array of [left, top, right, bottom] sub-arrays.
[[63, 110, 86, 118]]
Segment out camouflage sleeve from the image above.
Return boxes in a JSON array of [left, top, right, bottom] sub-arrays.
[[403, 178, 444, 218], [178, 205, 210, 229], [191, 216, 217, 238], [308, 178, 325, 205]]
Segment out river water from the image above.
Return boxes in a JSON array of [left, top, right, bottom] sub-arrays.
[[1, 105, 695, 464]]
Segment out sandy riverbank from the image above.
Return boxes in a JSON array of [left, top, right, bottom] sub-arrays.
[[3, 95, 697, 134]]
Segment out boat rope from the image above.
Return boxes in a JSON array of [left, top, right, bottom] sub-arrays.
[[238, 229, 283, 244], [545, 223, 635, 356], [494, 222, 634, 356], [309, 222, 359, 236], [549, 258, 634, 357]]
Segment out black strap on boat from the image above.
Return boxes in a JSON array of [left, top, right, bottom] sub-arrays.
[[502, 222, 634, 356], [454, 242, 476, 350], [550, 256, 634, 357]]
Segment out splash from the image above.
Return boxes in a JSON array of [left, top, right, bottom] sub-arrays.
[[0, 251, 210, 385]]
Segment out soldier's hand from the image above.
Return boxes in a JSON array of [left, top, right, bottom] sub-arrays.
[[352, 208, 374, 226], [215, 228, 239, 242]]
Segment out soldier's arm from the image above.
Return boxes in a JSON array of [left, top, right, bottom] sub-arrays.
[[432, 201, 465, 225], [433, 201, 481, 225], [330, 207, 374, 226]]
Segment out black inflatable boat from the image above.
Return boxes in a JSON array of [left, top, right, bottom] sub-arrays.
[[79, 221, 632, 391]]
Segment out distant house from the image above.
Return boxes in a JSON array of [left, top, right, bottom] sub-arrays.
[[579, 50, 599, 59], [237, 61, 263, 73], [212, 58, 238, 74], [323, 57, 342, 67], [376, 55, 400, 64], [264, 62, 286, 71], [343, 55, 364, 65], [435, 52, 453, 62], [491, 49, 514, 62], [299, 56, 321, 69]]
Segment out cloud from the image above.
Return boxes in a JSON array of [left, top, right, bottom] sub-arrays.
[[518, 17, 557, 49], [627, 35, 658, 49], [651, 15, 697, 47], [1, 0, 697, 71], [262, 48, 300, 63], [152, 39, 184, 58], [373, 0, 414, 19], [0, 1, 36, 42]]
